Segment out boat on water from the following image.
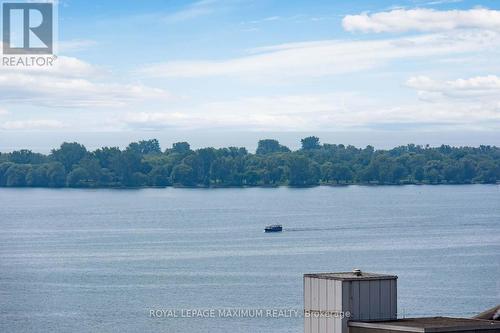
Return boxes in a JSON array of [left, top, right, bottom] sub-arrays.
[[264, 224, 283, 232]]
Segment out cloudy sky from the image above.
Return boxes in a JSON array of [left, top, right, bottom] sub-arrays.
[[1, 0, 500, 151]]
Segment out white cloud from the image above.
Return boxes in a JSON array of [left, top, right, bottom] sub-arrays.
[[406, 75, 500, 100], [59, 39, 98, 52], [138, 30, 500, 79], [423, 0, 464, 5], [342, 8, 500, 33], [0, 56, 171, 108], [163, 0, 218, 23], [121, 93, 368, 130], [241, 14, 336, 27], [123, 111, 193, 130], [120, 91, 500, 132], [0, 55, 103, 78], [2, 5, 499, 134], [1, 119, 66, 130], [0, 72, 171, 107], [402, 75, 500, 130]]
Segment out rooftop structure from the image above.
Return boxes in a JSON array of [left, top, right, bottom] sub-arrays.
[[304, 271, 397, 281], [474, 305, 500, 321], [303, 269, 500, 333], [349, 316, 500, 333], [304, 269, 397, 333]]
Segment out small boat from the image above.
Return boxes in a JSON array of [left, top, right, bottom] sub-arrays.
[[265, 224, 283, 233]]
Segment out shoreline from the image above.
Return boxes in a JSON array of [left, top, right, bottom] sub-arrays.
[[1, 182, 498, 190]]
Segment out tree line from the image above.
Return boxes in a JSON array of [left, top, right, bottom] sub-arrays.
[[0, 137, 499, 188]]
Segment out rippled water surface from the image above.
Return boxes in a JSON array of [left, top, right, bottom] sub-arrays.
[[1, 186, 499, 332]]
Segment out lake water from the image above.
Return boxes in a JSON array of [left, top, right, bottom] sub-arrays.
[[0, 186, 499, 333]]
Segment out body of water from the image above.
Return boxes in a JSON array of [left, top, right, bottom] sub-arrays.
[[0, 185, 499, 332]]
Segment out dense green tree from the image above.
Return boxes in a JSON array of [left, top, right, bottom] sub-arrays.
[[1, 138, 499, 188], [51, 142, 87, 171], [9, 150, 46, 164], [4, 164, 31, 187], [287, 155, 319, 186], [256, 139, 290, 155], [301, 136, 320, 150], [46, 162, 66, 187], [413, 166, 425, 182], [321, 162, 334, 182], [67, 167, 91, 187], [267, 162, 285, 185], [26, 164, 49, 187], [475, 160, 499, 183], [148, 165, 172, 186], [460, 158, 476, 182], [0, 162, 15, 186], [211, 157, 234, 184], [94, 147, 121, 169], [424, 160, 445, 184], [332, 163, 353, 184], [244, 169, 261, 185], [171, 163, 195, 186], [99, 168, 116, 185], [171, 142, 191, 154], [77, 156, 102, 185], [196, 148, 217, 185], [443, 163, 463, 183], [110, 150, 143, 186], [127, 139, 161, 155], [130, 172, 148, 187]]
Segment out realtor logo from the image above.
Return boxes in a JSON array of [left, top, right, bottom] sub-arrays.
[[2, 2, 53, 54]]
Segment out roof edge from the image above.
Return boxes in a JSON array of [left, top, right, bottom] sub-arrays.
[[349, 318, 500, 333], [304, 272, 398, 281]]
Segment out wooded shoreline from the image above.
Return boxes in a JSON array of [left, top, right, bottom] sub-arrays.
[[1, 137, 499, 188]]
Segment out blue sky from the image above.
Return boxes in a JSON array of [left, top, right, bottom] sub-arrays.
[[1, 0, 500, 151]]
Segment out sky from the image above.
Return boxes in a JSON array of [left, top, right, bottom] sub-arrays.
[[1, 0, 500, 152]]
